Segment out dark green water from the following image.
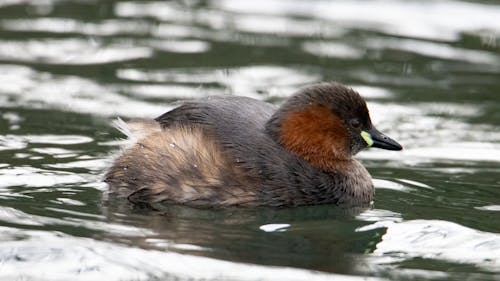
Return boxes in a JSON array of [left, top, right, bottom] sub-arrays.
[[1, 1, 500, 280]]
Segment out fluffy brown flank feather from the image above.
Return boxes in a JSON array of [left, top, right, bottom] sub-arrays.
[[105, 125, 257, 207]]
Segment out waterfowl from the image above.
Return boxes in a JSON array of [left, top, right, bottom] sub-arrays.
[[105, 82, 402, 208]]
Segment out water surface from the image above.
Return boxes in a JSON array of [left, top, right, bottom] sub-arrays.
[[1, 0, 500, 280]]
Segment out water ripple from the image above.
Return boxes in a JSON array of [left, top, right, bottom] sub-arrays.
[[0, 207, 154, 237], [1, 18, 153, 36], [117, 65, 319, 98], [0, 39, 153, 64], [214, 0, 500, 41], [114, 1, 189, 22], [147, 39, 211, 53], [0, 65, 167, 118], [365, 38, 500, 65], [475, 205, 500, 211], [0, 167, 86, 188], [302, 41, 364, 59], [367, 220, 500, 272], [0, 226, 384, 281]]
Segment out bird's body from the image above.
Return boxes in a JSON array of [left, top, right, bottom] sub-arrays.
[[105, 83, 402, 208]]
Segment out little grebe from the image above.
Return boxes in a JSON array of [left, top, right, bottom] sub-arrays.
[[105, 82, 402, 208]]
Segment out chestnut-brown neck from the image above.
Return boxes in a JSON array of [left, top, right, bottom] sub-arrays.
[[279, 105, 350, 170]]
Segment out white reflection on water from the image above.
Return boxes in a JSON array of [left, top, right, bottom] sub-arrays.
[[0, 39, 153, 65], [0, 226, 385, 281], [356, 208, 402, 223], [0, 167, 86, 188], [359, 220, 500, 272], [0, 65, 167, 118], [214, 0, 500, 41], [31, 147, 79, 159], [302, 41, 364, 59], [0, 134, 91, 151], [1, 18, 153, 36], [475, 205, 500, 211], [0, 207, 51, 226], [52, 197, 86, 206], [147, 39, 211, 53], [231, 15, 345, 38], [349, 86, 393, 99], [259, 223, 291, 232], [2, 112, 22, 130], [402, 142, 500, 163], [25, 135, 93, 145], [397, 179, 432, 189], [360, 102, 500, 164], [0, 135, 27, 151], [115, 84, 218, 99], [117, 65, 319, 98], [46, 159, 109, 172], [1, 17, 211, 42], [115, 1, 189, 22], [153, 23, 205, 38], [366, 145, 500, 165], [372, 179, 413, 192], [365, 38, 500, 65], [0, 207, 154, 237]]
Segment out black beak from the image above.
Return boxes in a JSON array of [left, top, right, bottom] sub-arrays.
[[363, 128, 402, 151]]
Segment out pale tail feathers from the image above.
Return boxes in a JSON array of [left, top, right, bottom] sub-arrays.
[[112, 118, 134, 139], [112, 117, 161, 142]]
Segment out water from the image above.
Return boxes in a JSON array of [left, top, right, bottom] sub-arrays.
[[0, 0, 499, 280]]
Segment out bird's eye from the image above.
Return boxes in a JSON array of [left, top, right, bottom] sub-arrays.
[[350, 119, 361, 128]]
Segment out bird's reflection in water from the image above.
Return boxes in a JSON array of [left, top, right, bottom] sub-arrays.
[[102, 195, 380, 274]]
